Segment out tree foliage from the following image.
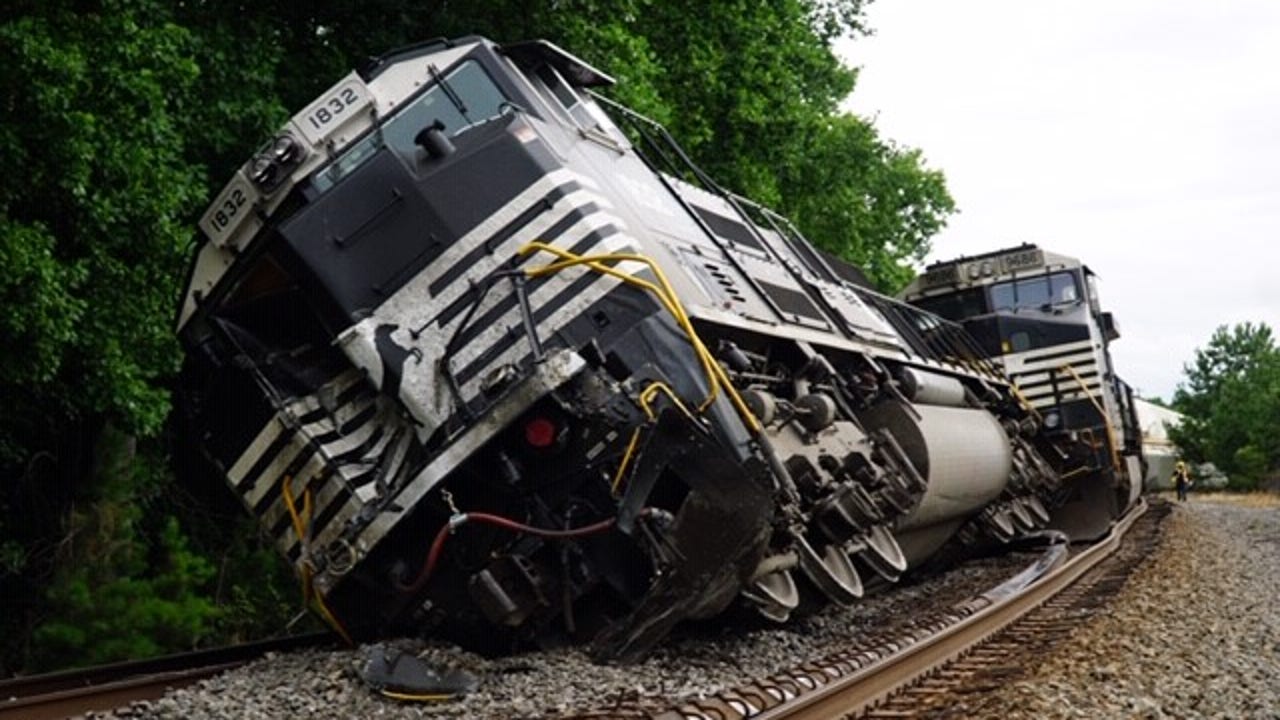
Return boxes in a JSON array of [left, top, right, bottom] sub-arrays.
[[0, 1, 221, 671], [1170, 322, 1280, 489], [1, 0, 956, 672], [0, 1, 203, 438]]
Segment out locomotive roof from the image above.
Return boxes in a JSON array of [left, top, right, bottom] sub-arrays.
[[902, 244, 1095, 299]]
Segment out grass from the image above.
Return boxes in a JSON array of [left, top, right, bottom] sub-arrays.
[[1178, 490, 1280, 509]]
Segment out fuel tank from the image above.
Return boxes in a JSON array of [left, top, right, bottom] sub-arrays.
[[862, 401, 1012, 565]]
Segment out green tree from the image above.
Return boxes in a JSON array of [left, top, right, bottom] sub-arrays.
[[0, 0, 223, 672], [0, 2, 203, 438], [783, 117, 954, 290], [1170, 322, 1280, 489]]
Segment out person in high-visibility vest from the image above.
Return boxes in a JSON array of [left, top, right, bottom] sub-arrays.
[[1172, 460, 1192, 502]]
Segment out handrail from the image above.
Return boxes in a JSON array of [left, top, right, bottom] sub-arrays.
[[1058, 363, 1122, 475]]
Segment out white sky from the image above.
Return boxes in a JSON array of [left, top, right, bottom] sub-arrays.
[[835, 1, 1280, 401]]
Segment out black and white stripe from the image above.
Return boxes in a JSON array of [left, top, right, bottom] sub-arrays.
[[223, 367, 417, 566], [228, 167, 653, 571], [340, 167, 650, 438], [1002, 339, 1102, 409]]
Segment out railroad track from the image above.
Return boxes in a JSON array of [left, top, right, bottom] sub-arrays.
[[569, 498, 1166, 719], [0, 632, 333, 720], [862, 499, 1167, 720]]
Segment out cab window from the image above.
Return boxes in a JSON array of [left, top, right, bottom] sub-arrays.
[[313, 59, 509, 192], [989, 271, 1079, 312]]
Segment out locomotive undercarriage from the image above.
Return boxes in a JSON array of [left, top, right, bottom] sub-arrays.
[[185, 266, 1065, 661], [215, 279, 1064, 662]]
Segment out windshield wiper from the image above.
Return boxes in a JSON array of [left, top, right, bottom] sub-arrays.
[[428, 63, 471, 124]]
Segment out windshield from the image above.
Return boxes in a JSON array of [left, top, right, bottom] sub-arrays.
[[313, 59, 508, 192], [989, 271, 1079, 313]]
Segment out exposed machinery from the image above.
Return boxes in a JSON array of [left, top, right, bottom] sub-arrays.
[[176, 37, 1133, 661], [901, 245, 1145, 538]]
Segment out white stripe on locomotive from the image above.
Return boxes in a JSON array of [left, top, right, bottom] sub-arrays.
[[443, 212, 634, 368], [227, 418, 287, 488]]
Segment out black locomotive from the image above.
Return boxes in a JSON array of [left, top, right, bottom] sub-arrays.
[[177, 37, 1140, 661]]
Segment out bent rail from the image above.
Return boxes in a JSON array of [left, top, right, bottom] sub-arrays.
[[755, 499, 1148, 720]]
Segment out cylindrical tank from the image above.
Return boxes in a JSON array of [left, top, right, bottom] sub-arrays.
[[861, 401, 1012, 565], [897, 368, 969, 408]]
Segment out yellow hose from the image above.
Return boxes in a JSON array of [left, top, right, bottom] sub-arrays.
[[610, 426, 644, 495], [380, 690, 455, 702], [638, 381, 694, 421], [1007, 381, 1043, 423], [610, 383, 700, 496], [519, 242, 760, 433], [282, 475, 354, 645], [1058, 363, 1123, 475]]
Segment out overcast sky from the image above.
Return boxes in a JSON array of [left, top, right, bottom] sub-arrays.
[[835, 1, 1280, 401]]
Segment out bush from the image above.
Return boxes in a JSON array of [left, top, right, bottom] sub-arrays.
[[32, 516, 218, 669]]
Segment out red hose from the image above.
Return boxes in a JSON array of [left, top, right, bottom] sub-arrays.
[[397, 512, 622, 593]]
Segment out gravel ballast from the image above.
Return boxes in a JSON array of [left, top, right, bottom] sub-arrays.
[[94, 548, 1034, 719], [963, 493, 1280, 719]]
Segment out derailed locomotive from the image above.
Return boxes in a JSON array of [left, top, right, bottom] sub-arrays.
[[176, 37, 1139, 661], [901, 246, 1146, 539]]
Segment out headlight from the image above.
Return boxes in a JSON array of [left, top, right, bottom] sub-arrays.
[[248, 133, 307, 193]]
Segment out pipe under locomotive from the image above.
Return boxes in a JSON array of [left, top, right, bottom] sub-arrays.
[[176, 37, 1133, 661]]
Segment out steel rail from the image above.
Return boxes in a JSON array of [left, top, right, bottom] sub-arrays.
[[0, 632, 332, 720], [754, 499, 1148, 720], [0, 662, 249, 720]]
